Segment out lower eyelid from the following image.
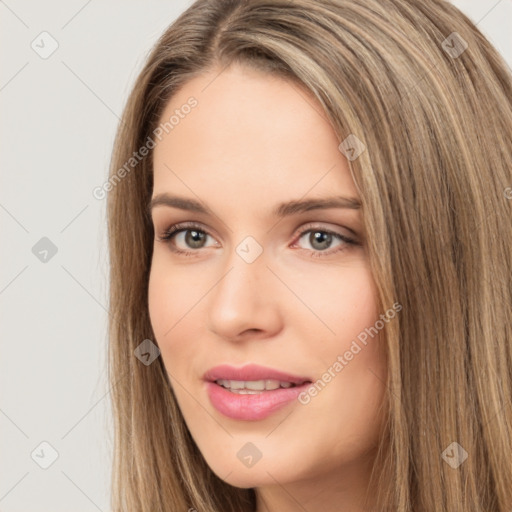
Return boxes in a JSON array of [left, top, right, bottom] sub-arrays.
[[158, 225, 357, 254]]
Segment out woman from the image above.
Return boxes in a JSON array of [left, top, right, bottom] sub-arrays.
[[106, 0, 512, 510]]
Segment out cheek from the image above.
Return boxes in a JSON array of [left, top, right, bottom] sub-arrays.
[[295, 263, 386, 426], [147, 254, 203, 334], [289, 260, 379, 344], [147, 256, 209, 369], [324, 265, 384, 375], [148, 260, 170, 336], [148, 259, 188, 363]]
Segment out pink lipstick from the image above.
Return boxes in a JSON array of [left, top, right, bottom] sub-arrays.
[[203, 364, 313, 421]]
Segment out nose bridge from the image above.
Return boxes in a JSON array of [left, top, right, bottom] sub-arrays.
[[216, 234, 268, 304], [234, 234, 265, 267], [206, 233, 281, 338]]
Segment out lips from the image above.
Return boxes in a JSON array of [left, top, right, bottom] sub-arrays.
[[203, 364, 313, 421], [203, 363, 312, 385]]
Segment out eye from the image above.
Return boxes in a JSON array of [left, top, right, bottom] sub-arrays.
[[156, 221, 359, 259], [156, 222, 218, 255], [292, 225, 357, 258]]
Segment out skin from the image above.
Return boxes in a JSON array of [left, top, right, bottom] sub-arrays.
[[148, 62, 388, 512]]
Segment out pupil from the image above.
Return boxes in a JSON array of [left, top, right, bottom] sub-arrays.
[[310, 231, 331, 250], [186, 230, 206, 248]]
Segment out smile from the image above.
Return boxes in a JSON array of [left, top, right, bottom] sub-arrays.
[[215, 379, 301, 393]]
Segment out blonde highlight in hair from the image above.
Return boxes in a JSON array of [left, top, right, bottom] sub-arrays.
[[107, 1, 512, 510]]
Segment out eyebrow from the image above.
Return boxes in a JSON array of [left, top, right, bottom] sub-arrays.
[[147, 193, 361, 218]]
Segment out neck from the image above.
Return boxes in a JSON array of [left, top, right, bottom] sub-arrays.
[[254, 451, 378, 512]]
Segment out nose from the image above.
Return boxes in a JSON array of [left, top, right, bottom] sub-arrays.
[[206, 245, 283, 342]]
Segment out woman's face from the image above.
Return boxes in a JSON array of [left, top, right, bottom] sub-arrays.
[[148, 63, 388, 508]]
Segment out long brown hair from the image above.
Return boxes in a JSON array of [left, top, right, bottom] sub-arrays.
[[106, 1, 512, 510]]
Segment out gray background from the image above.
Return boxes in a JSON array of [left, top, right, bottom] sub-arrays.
[[1, 1, 510, 510]]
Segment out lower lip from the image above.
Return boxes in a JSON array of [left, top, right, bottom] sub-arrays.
[[205, 381, 311, 421]]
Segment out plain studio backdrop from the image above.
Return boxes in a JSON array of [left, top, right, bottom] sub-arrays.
[[0, 1, 510, 511]]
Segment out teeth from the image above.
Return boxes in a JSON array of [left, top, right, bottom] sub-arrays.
[[215, 379, 297, 392], [245, 380, 266, 390]]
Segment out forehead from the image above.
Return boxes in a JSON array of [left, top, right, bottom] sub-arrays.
[[152, 63, 358, 209]]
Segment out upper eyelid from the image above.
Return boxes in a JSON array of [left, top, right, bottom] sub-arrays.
[[159, 221, 357, 244], [152, 206, 361, 234]]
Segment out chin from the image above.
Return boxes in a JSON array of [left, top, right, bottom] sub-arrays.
[[205, 453, 303, 489], [217, 469, 272, 489]]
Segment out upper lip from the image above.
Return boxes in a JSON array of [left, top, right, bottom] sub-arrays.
[[203, 364, 312, 385]]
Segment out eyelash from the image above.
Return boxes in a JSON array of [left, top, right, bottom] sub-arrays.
[[156, 221, 358, 259]]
